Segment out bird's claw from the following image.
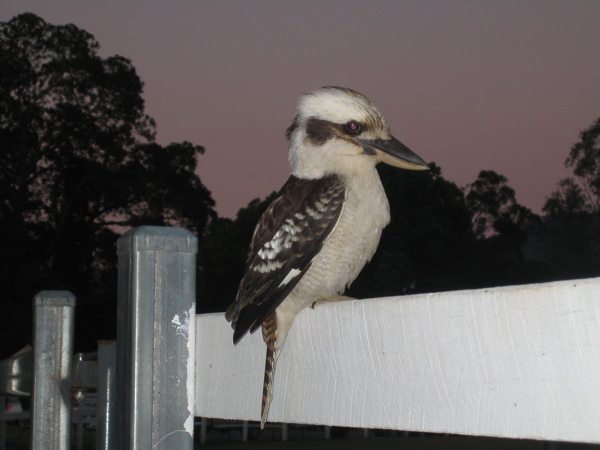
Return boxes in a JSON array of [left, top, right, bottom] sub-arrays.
[[311, 295, 355, 309]]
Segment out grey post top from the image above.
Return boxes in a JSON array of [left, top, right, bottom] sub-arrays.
[[117, 225, 198, 254], [34, 290, 76, 307]]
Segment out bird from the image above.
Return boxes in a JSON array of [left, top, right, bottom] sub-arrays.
[[225, 85, 428, 428]]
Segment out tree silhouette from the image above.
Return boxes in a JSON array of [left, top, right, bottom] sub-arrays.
[[5, 14, 594, 360], [544, 117, 600, 215], [464, 170, 546, 287], [536, 117, 600, 281], [0, 13, 215, 357], [348, 163, 479, 297], [466, 170, 539, 238]]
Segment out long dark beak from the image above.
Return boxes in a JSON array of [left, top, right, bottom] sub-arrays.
[[358, 136, 428, 170]]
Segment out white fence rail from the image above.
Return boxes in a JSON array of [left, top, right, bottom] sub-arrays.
[[196, 277, 600, 444]]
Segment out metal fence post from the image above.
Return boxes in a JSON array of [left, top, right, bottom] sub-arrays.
[[115, 226, 197, 449], [96, 340, 116, 450], [31, 290, 76, 450]]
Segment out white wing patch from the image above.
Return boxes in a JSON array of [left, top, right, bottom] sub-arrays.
[[253, 260, 284, 273], [253, 217, 306, 273], [277, 268, 302, 288]]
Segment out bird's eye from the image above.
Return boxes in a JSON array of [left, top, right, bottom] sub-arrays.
[[344, 121, 362, 135]]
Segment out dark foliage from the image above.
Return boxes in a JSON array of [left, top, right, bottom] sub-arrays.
[[0, 13, 215, 358], [350, 163, 478, 297], [2, 13, 598, 360], [537, 117, 600, 280]]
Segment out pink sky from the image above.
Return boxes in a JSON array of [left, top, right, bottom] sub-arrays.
[[4, 1, 600, 218]]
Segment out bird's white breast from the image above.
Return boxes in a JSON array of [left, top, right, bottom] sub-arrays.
[[279, 166, 390, 317]]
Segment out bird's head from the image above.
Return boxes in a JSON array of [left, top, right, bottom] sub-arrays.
[[286, 86, 428, 179]]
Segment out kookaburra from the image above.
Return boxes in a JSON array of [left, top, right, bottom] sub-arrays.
[[226, 86, 428, 428]]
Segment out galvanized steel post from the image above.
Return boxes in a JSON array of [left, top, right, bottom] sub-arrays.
[[115, 226, 197, 449], [96, 341, 116, 450], [31, 290, 76, 450]]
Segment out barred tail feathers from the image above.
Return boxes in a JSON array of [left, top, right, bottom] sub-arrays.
[[261, 312, 278, 429]]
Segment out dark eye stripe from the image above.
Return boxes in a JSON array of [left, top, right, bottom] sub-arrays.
[[305, 118, 333, 145], [304, 117, 366, 146]]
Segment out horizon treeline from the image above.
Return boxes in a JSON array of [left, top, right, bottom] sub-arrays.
[[1, 13, 598, 358]]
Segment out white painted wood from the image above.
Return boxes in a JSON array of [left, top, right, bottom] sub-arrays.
[[195, 277, 600, 443]]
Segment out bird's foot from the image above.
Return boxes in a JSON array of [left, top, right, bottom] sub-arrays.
[[311, 295, 355, 309]]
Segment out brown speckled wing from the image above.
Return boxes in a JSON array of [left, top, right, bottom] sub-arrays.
[[225, 174, 346, 344]]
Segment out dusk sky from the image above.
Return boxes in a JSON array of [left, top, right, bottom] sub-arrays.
[[4, 1, 600, 218]]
